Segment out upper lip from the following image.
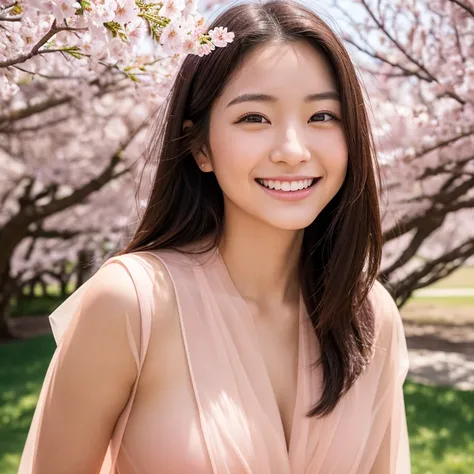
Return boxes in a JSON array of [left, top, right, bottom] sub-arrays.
[[256, 176, 321, 181]]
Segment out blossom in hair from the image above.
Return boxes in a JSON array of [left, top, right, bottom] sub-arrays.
[[209, 26, 235, 47]]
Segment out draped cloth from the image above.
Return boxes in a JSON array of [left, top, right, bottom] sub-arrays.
[[18, 245, 411, 473]]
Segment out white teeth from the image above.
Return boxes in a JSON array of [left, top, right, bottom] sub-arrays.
[[258, 178, 315, 191]]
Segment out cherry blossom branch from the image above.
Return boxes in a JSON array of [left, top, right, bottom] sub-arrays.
[[357, 65, 417, 78], [339, 1, 467, 105], [0, 21, 87, 68], [381, 218, 440, 282], [408, 128, 474, 161], [0, 120, 146, 268], [0, 175, 27, 208], [0, 114, 74, 134], [389, 237, 474, 306], [0, 77, 125, 127], [358, 0, 438, 81], [383, 192, 474, 244], [0, 96, 72, 126], [418, 155, 474, 180], [0, 14, 21, 21], [13, 65, 85, 80], [26, 228, 84, 239], [343, 37, 428, 80], [448, 0, 474, 17], [453, 18, 466, 63]]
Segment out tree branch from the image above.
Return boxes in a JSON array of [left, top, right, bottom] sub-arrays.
[[418, 155, 474, 180], [358, 0, 438, 82], [0, 14, 21, 21], [392, 237, 474, 307], [448, 0, 474, 17], [26, 228, 83, 239], [0, 21, 87, 68], [0, 77, 126, 128], [383, 192, 474, 243], [409, 128, 474, 162], [343, 36, 427, 80], [380, 218, 441, 281]]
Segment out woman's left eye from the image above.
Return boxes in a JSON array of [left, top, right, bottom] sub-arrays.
[[310, 112, 338, 123]]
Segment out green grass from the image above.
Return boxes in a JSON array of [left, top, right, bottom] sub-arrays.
[[1, 337, 474, 473], [9, 295, 67, 318], [0, 335, 55, 473], [405, 380, 474, 473]]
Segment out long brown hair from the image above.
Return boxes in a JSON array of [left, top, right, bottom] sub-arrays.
[[118, 0, 382, 418]]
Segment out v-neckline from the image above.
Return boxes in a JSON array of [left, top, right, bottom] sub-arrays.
[[213, 246, 306, 459]]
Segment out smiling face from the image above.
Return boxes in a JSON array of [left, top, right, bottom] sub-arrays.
[[195, 40, 348, 231]]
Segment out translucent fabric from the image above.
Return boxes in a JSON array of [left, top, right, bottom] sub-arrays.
[[19, 244, 411, 473]]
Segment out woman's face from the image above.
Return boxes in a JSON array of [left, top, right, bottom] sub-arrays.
[[198, 40, 348, 231]]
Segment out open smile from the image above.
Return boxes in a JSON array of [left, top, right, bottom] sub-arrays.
[[255, 177, 321, 201], [255, 177, 320, 191]]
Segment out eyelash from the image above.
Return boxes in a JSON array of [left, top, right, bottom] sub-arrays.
[[236, 111, 340, 124]]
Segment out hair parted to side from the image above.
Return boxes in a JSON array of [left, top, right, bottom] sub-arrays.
[[118, 0, 383, 418]]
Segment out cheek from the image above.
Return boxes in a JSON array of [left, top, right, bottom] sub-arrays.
[[319, 132, 348, 179], [209, 126, 261, 183]]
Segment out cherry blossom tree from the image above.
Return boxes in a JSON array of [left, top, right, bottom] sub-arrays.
[[0, 0, 233, 339], [332, 0, 474, 306], [2, 0, 473, 340]]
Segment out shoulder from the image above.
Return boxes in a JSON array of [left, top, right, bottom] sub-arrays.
[[83, 257, 138, 311], [367, 280, 403, 349], [367, 280, 410, 380], [73, 252, 177, 360], [107, 251, 179, 331], [71, 259, 142, 360]]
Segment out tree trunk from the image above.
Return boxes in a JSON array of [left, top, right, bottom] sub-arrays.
[[0, 280, 16, 341], [0, 311, 15, 341], [0, 257, 20, 341]]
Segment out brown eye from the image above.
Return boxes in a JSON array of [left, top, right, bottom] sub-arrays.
[[237, 114, 269, 124], [310, 112, 339, 122]]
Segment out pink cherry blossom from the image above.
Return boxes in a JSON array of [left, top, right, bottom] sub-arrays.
[[196, 41, 215, 57], [159, 0, 185, 20], [51, 0, 80, 23], [114, 0, 139, 25], [182, 0, 198, 18], [208, 26, 234, 47], [160, 20, 185, 55]]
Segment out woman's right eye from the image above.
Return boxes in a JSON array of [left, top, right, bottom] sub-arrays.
[[237, 114, 269, 124]]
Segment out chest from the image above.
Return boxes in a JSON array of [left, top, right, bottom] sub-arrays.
[[252, 316, 300, 451], [125, 301, 301, 466]]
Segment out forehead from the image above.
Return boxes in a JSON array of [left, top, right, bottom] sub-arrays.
[[220, 40, 337, 101]]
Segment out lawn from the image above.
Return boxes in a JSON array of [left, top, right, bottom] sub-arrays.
[[0, 335, 55, 474], [1, 336, 474, 473]]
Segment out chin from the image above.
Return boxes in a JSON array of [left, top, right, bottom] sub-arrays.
[[262, 214, 319, 231]]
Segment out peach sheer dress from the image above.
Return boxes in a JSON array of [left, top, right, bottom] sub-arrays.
[[19, 244, 411, 473]]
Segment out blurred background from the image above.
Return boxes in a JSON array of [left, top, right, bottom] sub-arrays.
[[0, 0, 473, 472]]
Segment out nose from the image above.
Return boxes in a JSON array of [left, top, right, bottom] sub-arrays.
[[270, 127, 311, 165]]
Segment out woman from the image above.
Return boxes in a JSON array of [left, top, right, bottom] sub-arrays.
[[19, 1, 411, 473]]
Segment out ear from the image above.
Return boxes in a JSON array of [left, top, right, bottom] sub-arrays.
[[182, 119, 213, 172]]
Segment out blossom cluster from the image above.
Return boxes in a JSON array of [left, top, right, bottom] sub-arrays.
[[0, 0, 234, 100]]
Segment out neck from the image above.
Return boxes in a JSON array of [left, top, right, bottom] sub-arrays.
[[218, 208, 303, 310]]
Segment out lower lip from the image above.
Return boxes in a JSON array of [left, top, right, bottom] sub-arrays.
[[256, 179, 321, 201]]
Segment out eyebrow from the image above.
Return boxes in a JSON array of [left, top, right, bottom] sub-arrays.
[[226, 91, 340, 108]]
